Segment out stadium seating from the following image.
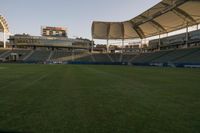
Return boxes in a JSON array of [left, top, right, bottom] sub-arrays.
[[108, 53, 121, 62], [174, 48, 200, 64], [121, 54, 137, 63], [11, 50, 32, 60], [152, 48, 199, 63], [50, 50, 72, 60], [188, 30, 200, 44], [131, 51, 170, 63], [148, 39, 159, 49], [21, 48, 200, 66], [92, 54, 112, 62], [165, 34, 186, 46], [149, 29, 200, 50], [0, 51, 11, 60], [0, 46, 200, 67], [25, 50, 51, 62], [0, 49, 32, 61], [0, 50, 8, 57], [0, 48, 199, 66], [73, 54, 94, 62]]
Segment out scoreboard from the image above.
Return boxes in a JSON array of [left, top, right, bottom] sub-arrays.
[[41, 26, 67, 37]]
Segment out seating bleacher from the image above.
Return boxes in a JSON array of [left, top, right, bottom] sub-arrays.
[[0, 50, 8, 57], [174, 48, 200, 64], [152, 48, 199, 63], [122, 54, 136, 63], [188, 30, 200, 44], [51, 50, 72, 59], [1, 29, 200, 66], [109, 53, 121, 62], [0, 51, 11, 59], [93, 54, 111, 62], [11, 50, 31, 60], [132, 51, 169, 63], [25, 50, 51, 62], [74, 54, 94, 62]]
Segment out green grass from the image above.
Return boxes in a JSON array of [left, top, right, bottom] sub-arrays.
[[0, 64, 200, 133]]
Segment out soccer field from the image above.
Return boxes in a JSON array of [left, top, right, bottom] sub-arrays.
[[0, 64, 200, 133]]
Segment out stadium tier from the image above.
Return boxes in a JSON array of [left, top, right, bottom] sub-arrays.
[[174, 50, 200, 64], [132, 51, 170, 64], [0, 50, 9, 59], [108, 53, 121, 62], [149, 29, 200, 50], [92, 54, 112, 63], [131, 47, 200, 66], [74, 55, 93, 62], [8, 34, 92, 50], [152, 48, 199, 63], [25, 50, 51, 63], [121, 54, 137, 63], [0, 47, 200, 67], [50, 50, 72, 60]]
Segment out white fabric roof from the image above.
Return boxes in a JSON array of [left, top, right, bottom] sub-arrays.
[[0, 15, 9, 33], [92, 0, 200, 40]]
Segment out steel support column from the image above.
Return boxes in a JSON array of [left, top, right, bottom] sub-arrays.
[[107, 39, 109, 53], [186, 23, 189, 48], [91, 38, 94, 53], [158, 34, 161, 51], [3, 32, 6, 48], [122, 39, 125, 53]]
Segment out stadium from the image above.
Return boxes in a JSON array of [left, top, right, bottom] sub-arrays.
[[0, 0, 200, 133]]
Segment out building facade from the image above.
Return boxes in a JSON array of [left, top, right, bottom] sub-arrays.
[[9, 34, 92, 50]]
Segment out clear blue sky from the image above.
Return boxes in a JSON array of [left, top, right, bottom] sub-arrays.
[[0, 0, 161, 39]]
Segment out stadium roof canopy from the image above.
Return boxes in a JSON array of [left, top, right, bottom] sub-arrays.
[[0, 15, 9, 33], [92, 0, 200, 40]]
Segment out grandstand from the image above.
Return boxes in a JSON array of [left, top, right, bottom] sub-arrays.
[[92, 53, 111, 63], [1, 0, 200, 68], [174, 49, 200, 64], [9, 34, 92, 50], [131, 47, 200, 66], [121, 54, 137, 63], [152, 48, 199, 63], [50, 50, 72, 60], [108, 53, 121, 62], [73, 53, 94, 63], [0, 46, 200, 67], [25, 50, 51, 63], [149, 29, 200, 51]]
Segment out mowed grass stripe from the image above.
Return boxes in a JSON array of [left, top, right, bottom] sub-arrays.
[[0, 64, 199, 133]]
